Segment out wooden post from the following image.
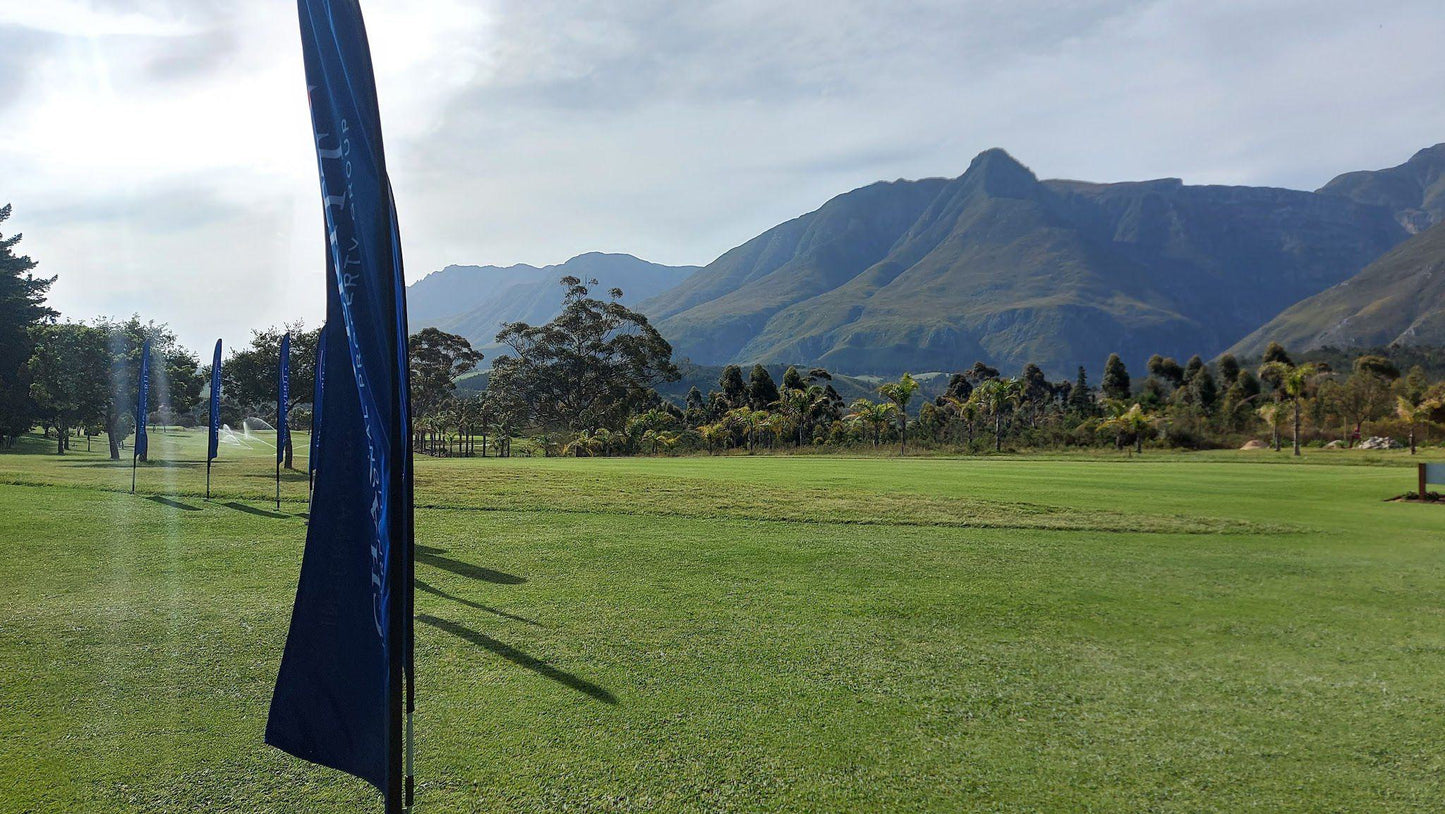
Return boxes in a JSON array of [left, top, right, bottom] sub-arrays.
[[1421, 463, 1429, 500]]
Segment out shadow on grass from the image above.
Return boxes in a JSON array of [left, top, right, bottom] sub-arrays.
[[222, 501, 291, 519], [146, 495, 201, 511], [417, 545, 526, 584], [416, 579, 541, 626], [418, 614, 615, 705], [70, 459, 203, 470]]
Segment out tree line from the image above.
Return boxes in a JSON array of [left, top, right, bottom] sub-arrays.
[[4, 203, 1444, 460]]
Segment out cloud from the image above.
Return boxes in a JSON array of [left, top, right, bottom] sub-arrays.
[[3, 0, 1445, 355]]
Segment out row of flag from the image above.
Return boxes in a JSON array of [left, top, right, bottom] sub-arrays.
[[131, 2, 415, 810], [130, 325, 327, 505]]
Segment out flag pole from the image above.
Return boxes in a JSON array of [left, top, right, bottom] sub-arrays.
[[276, 458, 281, 511], [207, 459, 212, 500], [131, 448, 137, 494]]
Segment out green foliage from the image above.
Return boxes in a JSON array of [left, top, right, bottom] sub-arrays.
[[490, 276, 679, 432], [0, 204, 56, 444], [25, 323, 108, 453], [1102, 353, 1130, 401]]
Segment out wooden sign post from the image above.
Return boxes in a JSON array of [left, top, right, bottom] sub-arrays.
[[1420, 463, 1445, 498]]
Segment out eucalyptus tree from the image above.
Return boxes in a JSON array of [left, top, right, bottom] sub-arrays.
[[490, 276, 678, 433]]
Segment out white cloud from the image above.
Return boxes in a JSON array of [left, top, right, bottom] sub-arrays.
[[2, 0, 1443, 354]]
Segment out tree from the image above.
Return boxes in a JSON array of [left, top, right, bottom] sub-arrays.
[[718, 365, 747, 408], [26, 322, 108, 453], [846, 399, 895, 447], [876, 372, 920, 454], [748, 364, 779, 411], [1191, 368, 1219, 415], [965, 361, 1000, 384], [1147, 355, 1185, 389], [1258, 360, 1323, 456], [94, 317, 201, 460], [773, 386, 820, 448], [1100, 402, 1155, 453], [1396, 395, 1439, 456], [1218, 354, 1242, 387], [1257, 402, 1287, 451], [1184, 355, 1205, 383], [1102, 354, 1130, 401], [490, 277, 679, 432], [971, 377, 1023, 452], [0, 204, 56, 445], [223, 323, 321, 468], [782, 365, 805, 391], [409, 327, 483, 455], [1262, 342, 1292, 366], [1068, 366, 1094, 413]]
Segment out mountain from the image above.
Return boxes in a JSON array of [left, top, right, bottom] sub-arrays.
[[1318, 143, 1445, 234], [643, 148, 1411, 376], [1229, 221, 1445, 355], [408, 253, 699, 351]]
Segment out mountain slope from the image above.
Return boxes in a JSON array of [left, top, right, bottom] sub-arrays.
[[647, 148, 1408, 376], [409, 253, 698, 350], [1318, 143, 1445, 233], [1229, 221, 1445, 355]]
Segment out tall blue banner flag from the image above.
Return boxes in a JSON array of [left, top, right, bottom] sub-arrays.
[[277, 332, 291, 465], [309, 325, 327, 479], [134, 338, 151, 460], [268, 2, 415, 810], [208, 340, 223, 461]]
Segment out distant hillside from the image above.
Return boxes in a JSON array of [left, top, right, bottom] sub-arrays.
[[408, 253, 698, 352], [1229, 221, 1445, 355], [1318, 143, 1445, 234], [644, 148, 1410, 377]]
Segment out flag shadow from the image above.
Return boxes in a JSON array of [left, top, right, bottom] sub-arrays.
[[222, 501, 291, 519], [417, 545, 526, 585], [416, 579, 541, 627], [418, 614, 616, 705], [146, 495, 201, 511]]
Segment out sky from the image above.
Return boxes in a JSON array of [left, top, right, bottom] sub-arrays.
[[2, 0, 1444, 354]]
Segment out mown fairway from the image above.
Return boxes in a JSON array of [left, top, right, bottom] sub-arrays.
[[1, 430, 1442, 812]]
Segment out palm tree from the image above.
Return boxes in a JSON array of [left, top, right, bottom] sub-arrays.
[[971, 378, 1023, 452], [1100, 402, 1155, 453], [876, 372, 921, 455], [724, 406, 770, 452], [1258, 361, 1323, 456], [846, 399, 896, 447], [1256, 402, 1287, 451], [772, 386, 820, 447], [699, 421, 730, 454], [1396, 395, 1440, 455]]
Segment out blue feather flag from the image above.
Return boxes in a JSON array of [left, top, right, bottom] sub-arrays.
[[208, 339, 223, 462], [134, 338, 151, 461], [267, 1, 415, 810], [277, 332, 291, 466]]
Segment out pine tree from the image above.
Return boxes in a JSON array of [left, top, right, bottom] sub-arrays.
[[747, 364, 779, 411], [0, 205, 56, 445], [1102, 354, 1131, 401]]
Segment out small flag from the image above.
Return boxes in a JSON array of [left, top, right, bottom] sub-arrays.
[[268, 1, 415, 810], [278, 332, 291, 466], [208, 339, 223, 462]]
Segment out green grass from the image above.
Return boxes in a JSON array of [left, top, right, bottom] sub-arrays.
[[2, 430, 1444, 811]]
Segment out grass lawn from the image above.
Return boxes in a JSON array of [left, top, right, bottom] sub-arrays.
[[1, 429, 1443, 812]]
